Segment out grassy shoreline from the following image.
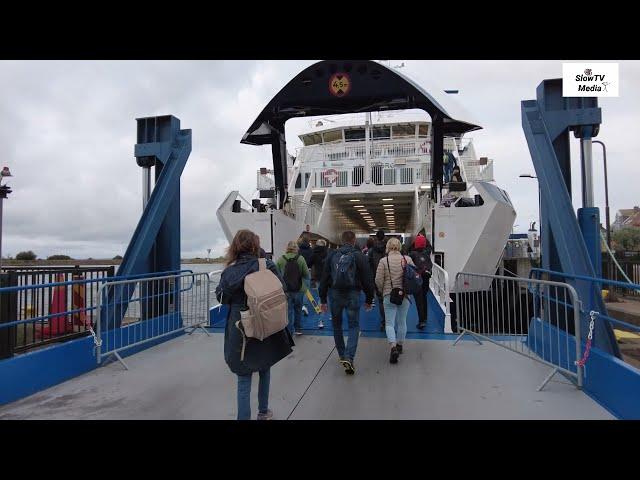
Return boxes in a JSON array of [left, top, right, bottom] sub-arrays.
[[1, 258, 225, 267]]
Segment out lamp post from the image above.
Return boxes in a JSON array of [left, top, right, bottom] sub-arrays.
[[592, 141, 611, 251], [519, 173, 540, 225], [0, 167, 13, 270], [592, 140, 614, 287], [519, 174, 541, 267]]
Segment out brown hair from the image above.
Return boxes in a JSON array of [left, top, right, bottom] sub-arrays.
[[341, 231, 356, 244], [226, 229, 260, 266]]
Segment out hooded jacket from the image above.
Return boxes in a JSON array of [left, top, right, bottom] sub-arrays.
[[298, 240, 313, 266], [308, 244, 328, 281], [215, 253, 294, 376], [368, 239, 387, 280]]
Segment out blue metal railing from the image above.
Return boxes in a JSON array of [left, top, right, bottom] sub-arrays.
[[0, 269, 194, 355], [529, 268, 640, 334]]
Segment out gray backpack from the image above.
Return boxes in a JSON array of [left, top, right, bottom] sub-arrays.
[[236, 258, 288, 360]]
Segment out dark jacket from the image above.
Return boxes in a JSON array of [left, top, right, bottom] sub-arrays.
[[298, 241, 313, 266], [308, 244, 328, 282], [368, 240, 387, 283], [215, 253, 294, 376], [319, 244, 374, 304]]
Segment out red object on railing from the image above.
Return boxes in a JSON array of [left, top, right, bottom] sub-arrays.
[[35, 274, 69, 338], [72, 274, 88, 327]]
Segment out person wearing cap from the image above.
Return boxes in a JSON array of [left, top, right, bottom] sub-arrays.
[[368, 229, 388, 331], [409, 234, 433, 330]]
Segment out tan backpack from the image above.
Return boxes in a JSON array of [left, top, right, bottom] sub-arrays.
[[236, 258, 289, 360]]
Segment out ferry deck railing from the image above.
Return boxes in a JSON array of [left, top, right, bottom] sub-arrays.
[[430, 263, 452, 333], [308, 162, 432, 190], [453, 272, 583, 391]]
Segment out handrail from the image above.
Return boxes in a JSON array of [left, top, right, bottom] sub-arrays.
[[529, 268, 640, 292], [430, 262, 450, 316], [0, 269, 194, 294], [528, 268, 640, 334]]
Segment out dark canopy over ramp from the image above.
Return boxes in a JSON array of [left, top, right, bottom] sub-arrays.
[[241, 60, 482, 203]]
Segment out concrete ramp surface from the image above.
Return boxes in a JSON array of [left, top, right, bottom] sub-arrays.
[[0, 332, 613, 420]]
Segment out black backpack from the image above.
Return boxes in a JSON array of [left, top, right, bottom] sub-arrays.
[[283, 255, 303, 292], [412, 250, 433, 275], [331, 251, 357, 289]]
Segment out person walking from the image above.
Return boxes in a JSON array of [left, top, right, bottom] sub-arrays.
[[308, 239, 329, 328], [368, 229, 387, 331], [319, 231, 374, 375], [375, 237, 416, 364], [215, 229, 294, 420], [276, 240, 310, 336], [298, 233, 314, 316], [409, 234, 433, 330]]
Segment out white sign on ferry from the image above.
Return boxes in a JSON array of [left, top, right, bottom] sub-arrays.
[[562, 63, 619, 97]]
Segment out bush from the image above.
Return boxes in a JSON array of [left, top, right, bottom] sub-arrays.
[[47, 255, 72, 260], [16, 251, 37, 261], [113, 255, 123, 260], [612, 227, 640, 251]]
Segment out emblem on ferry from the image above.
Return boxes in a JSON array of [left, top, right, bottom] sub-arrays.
[[329, 73, 351, 97], [323, 168, 339, 184]]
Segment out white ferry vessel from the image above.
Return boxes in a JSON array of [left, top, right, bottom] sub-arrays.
[[217, 68, 516, 331]]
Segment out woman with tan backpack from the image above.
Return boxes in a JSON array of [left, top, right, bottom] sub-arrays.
[[215, 229, 294, 420]]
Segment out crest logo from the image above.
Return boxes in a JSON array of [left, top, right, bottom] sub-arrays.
[[328, 73, 351, 97]]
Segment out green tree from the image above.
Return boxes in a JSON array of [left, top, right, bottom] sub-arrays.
[[113, 255, 123, 260], [16, 251, 37, 261], [47, 254, 72, 260], [612, 227, 640, 251]]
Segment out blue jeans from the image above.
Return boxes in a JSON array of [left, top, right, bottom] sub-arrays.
[[383, 295, 410, 344], [329, 289, 361, 361], [287, 291, 303, 333], [237, 369, 270, 420]]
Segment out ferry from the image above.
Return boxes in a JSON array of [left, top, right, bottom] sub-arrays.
[[217, 67, 516, 332]]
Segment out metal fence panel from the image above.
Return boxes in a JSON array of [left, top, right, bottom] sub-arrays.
[[96, 272, 210, 369], [453, 272, 583, 391]]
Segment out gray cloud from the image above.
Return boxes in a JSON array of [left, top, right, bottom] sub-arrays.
[[1, 60, 637, 259]]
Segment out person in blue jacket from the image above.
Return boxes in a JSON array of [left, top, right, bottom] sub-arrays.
[[215, 229, 294, 420]]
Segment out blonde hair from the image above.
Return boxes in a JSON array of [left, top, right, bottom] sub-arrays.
[[286, 241, 299, 254], [386, 237, 401, 253], [316, 239, 326, 247]]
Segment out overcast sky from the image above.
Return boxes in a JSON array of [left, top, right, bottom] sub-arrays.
[[1, 60, 638, 259]]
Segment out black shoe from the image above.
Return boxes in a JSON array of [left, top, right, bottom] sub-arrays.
[[396, 344, 403, 354], [390, 346, 399, 364], [340, 359, 355, 375], [417, 322, 426, 330]]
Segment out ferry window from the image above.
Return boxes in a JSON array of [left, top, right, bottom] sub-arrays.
[[304, 172, 310, 187], [323, 130, 342, 143], [418, 124, 429, 137], [372, 127, 390, 139], [303, 133, 323, 146], [295, 174, 302, 189], [345, 128, 365, 142], [392, 124, 416, 138]]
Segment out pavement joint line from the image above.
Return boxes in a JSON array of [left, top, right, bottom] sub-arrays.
[[286, 340, 336, 421]]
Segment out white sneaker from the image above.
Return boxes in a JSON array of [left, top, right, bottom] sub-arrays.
[[318, 320, 324, 329], [302, 306, 309, 316]]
